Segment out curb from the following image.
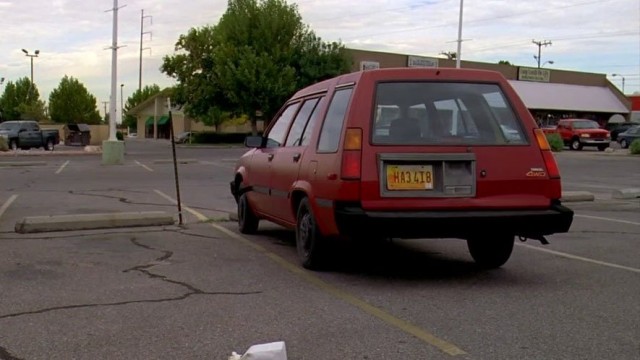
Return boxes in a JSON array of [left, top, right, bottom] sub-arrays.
[[612, 188, 640, 200], [15, 211, 175, 234], [0, 161, 47, 167], [561, 191, 595, 202]]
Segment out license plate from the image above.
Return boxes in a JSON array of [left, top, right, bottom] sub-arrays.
[[386, 165, 434, 190]]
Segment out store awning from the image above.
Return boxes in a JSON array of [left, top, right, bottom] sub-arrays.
[[508, 80, 629, 114], [145, 116, 154, 126], [157, 115, 170, 125]]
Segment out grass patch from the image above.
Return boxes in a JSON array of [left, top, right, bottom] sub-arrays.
[[0, 137, 8, 152], [545, 133, 564, 152], [630, 139, 640, 155]]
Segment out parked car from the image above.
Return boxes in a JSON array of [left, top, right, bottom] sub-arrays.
[[556, 119, 610, 151], [230, 68, 574, 270], [174, 131, 192, 144], [127, 132, 138, 138], [617, 125, 640, 149], [0, 120, 60, 151], [605, 122, 640, 141]]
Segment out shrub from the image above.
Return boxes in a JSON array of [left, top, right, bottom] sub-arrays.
[[0, 137, 7, 152], [116, 131, 124, 141], [630, 139, 640, 155], [192, 132, 261, 144], [545, 133, 564, 152]]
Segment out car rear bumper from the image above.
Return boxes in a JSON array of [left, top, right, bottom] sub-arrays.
[[334, 202, 574, 239], [580, 139, 610, 146]]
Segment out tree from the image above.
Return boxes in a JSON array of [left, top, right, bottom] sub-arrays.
[[440, 51, 457, 60], [162, 0, 351, 135], [123, 84, 161, 130], [48, 76, 101, 124], [498, 60, 512, 65], [0, 77, 46, 121]]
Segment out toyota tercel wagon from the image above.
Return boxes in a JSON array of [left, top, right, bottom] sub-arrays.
[[231, 68, 574, 270]]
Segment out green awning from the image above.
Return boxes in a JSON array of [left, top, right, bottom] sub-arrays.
[[145, 116, 154, 126], [157, 115, 170, 125]]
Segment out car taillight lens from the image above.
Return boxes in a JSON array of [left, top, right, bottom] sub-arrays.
[[341, 128, 362, 180], [534, 129, 560, 179]]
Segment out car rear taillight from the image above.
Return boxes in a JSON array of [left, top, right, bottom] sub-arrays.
[[341, 128, 362, 180], [534, 129, 560, 179]]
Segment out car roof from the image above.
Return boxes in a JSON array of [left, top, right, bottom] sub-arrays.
[[290, 67, 508, 100]]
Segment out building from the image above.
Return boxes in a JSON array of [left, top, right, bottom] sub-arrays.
[[347, 48, 632, 126]]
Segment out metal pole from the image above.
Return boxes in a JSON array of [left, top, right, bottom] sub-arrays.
[[120, 84, 124, 123], [456, 0, 464, 69], [168, 97, 183, 225], [30, 57, 34, 85], [139, 9, 143, 92], [108, 0, 118, 141], [537, 47, 542, 68]]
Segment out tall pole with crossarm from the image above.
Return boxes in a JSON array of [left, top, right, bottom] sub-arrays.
[[455, 0, 464, 69]]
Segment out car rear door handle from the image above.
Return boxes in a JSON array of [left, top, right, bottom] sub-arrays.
[[268, 154, 274, 161], [292, 153, 301, 162]]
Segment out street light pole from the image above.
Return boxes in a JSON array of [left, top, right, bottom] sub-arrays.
[[455, 0, 464, 69], [120, 83, 124, 123], [21, 49, 40, 87], [611, 74, 626, 93]]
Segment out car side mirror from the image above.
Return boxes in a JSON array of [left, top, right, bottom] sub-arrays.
[[244, 136, 265, 148]]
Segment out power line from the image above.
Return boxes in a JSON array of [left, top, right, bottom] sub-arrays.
[[532, 39, 552, 68]]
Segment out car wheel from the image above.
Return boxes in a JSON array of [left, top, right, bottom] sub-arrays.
[[467, 234, 514, 269], [296, 197, 328, 270], [597, 145, 608, 152], [9, 140, 17, 151], [237, 192, 259, 234], [620, 139, 628, 149], [570, 139, 583, 151], [44, 139, 54, 151]]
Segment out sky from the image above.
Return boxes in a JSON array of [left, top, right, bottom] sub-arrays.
[[0, 0, 639, 122]]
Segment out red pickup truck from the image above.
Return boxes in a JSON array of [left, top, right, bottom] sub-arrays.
[[551, 119, 610, 151]]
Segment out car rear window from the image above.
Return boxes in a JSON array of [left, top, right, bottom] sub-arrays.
[[372, 82, 528, 145]]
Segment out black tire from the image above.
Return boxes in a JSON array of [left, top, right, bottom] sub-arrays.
[[44, 139, 55, 151], [620, 139, 628, 149], [237, 192, 259, 234], [570, 138, 583, 151], [296, 197, 328, 270], [9, 140, 17, 151], [597, 145, 608, 152], [467, 234, 514, 269]]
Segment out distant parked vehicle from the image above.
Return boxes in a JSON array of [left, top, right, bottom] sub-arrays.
[[0, 120, 60, 151], [174, 131, 193, 144], [605, 122, 640, 141], [556, 119, 610, 151], [617, 125, 640, 149], [127, 132, 138, 138]]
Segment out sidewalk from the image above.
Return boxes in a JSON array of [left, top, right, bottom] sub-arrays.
[[0, 145, 102, 156]]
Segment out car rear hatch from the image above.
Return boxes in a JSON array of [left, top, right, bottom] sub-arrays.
[[356, 81, 561, 212]]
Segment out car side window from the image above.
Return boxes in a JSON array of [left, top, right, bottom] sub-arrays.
[[300, 96, 326, 146], [285, 98, 320, 147], [317, 88, 353, 153], [266, 103, 299, 148]]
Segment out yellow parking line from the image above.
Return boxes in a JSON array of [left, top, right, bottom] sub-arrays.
[[0, 194, 18, 219], [154, 189, 467, 356], [135, 160, 154, 172], [55, 160, 70, 174]]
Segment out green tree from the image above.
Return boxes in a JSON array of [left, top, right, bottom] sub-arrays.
[[123, 84, 162, 130], [0, 77, 46, 121], [162, 0, 351, 135], [498, 60, 512, 65], [48, 76, 101, 124]]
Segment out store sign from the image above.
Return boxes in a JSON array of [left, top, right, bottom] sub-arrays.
[[360, 61, 380, 70], [407, 55, 438, 68], [518, 67, 551, 82]]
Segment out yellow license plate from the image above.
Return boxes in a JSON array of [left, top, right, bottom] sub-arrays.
[[386, 165, 434, 190]]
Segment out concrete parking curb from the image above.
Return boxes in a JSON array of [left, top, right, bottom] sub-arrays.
[[15, 211, 175, 234], [0, 161, 47, 167], [612, 188, 640, 200], [561, 191, 595, 202]]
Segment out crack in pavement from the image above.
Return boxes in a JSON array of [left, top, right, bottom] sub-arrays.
[[0, 346, 23, 360], [0, 236, 261, 321]]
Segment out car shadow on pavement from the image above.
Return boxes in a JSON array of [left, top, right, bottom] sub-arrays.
[[251, 227, 522, 282]]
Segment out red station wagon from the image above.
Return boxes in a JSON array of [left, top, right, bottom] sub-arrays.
[[231, 68, 574, 270]]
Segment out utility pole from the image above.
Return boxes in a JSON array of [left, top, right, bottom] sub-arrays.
[[455, 0, 464, 68], [532, 39, 552, 68], [102, 101, 109, 122], [139, 9, 152, 92]]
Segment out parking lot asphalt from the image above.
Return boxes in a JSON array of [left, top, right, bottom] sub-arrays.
[[0, 139, 638, 360]]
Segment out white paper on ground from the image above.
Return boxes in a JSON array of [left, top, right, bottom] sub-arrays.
[[228, 341, 287, 360]]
